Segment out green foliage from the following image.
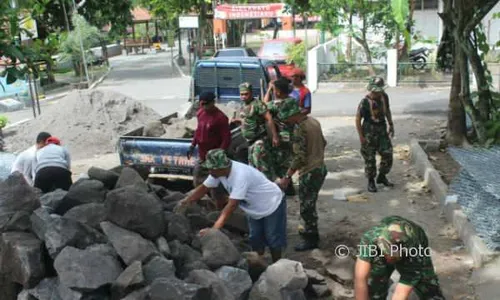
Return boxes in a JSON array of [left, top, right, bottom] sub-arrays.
[[390, 0, 410, 48], [286, 42, 307, 70], [58, 14, 101, 72], [0, 116, 8, 129]]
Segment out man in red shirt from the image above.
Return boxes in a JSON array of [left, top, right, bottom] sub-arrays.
[[289, 68, 312, 115], [188, 91, 231, 207]]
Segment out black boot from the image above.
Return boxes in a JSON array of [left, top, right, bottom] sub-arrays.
[[270, 248, 282, 263], [377, 174, 394, 187], [368, 178, 377, 193], [294, 231, 319, 252]]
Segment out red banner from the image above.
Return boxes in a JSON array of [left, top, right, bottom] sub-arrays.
[[214, 3, 287, 20]]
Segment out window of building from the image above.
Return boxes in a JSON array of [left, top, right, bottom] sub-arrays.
[[414, 0, 423, 10]]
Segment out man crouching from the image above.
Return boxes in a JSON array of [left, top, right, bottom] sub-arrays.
[[177, 148, 287, 262]]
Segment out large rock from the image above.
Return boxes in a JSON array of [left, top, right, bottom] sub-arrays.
[[186, 269, 235, 300], [57, 282, 83, 300], [168, 240, 208, 279], [0, 211, 31, 232], [121, 287, 150, 300], [88, 167, 119, 190], [155, 237, 171, 258], [143, 256, 176, 284], [111, 261, 145, 300], [56, 180, 106, 215], [64, 203, 107, 229], [100, 221, 159, 265], [0, 172, 40, 213], [105, 186, 164, 240], [44, 216, 107, 259], [114, 168, 148, 191], [206, 210, 249, 234], [149, 184, 169, 199], [30, 207, 53, 241], [324, 256, 355, 285], [0, 274, 19, 300], [249, 259, 308, 300], [200, 229, 240, 270], [161, 192, 185, 204], [215, 266, 253, 300], [27, 277, 59, 300], [242, 252, 268, 282], [0, 232, 46, 288], [39, 189, 67, 213], [143, 121, 166, 137], [54, 245, 123, 292], [164, 212, 192, 243], [149, 278, 211, 300]]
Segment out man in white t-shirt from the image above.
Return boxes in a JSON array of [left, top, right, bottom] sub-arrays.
[[177, 148, 287, 262], [10, 132, 52, 186]]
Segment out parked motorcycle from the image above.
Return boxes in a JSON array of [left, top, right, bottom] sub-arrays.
[[409, 47, 429, 70]]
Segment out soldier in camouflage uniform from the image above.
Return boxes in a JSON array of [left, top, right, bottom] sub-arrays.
[[355, 215, 445, 300], [355, 77, 395, 193], [278, 99, 327, 251], [264, 78, 297, 195], [236, 82, 280, 181]]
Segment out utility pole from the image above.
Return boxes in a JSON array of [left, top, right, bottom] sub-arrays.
[[71, 0, 90, 85]]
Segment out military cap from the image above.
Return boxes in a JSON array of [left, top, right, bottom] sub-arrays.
[[376, 222, 413, 257], [201, 149, 232, 169], [239, 82, 253, 92], [367, 77, 386, 92]]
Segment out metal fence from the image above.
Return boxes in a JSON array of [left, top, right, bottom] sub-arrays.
[[317, 63, 387, 82], [448, 146, 500, 251], [397, 62, 452, 83]]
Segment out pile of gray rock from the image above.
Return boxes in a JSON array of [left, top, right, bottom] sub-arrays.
[[0, 166, 328, 300]]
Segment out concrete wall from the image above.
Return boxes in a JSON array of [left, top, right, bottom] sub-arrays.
[[483, 2, 500, 46], [307, 38, 340, 92], [413, 10, 440, 39]]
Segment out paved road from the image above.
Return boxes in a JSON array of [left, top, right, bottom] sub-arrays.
[[3, 50, 451, 127]]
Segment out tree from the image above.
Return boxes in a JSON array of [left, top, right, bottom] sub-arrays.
[[438, 0, 499, 146], [59, 14, 101, 77]]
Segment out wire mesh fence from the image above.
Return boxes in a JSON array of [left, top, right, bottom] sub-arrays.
[[318, 62, 387, 82], [447, 146, 500, 251], [397, 62, 452, 83]]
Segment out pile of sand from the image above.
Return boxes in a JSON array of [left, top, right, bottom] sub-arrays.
[[4, 90, 161, 160]]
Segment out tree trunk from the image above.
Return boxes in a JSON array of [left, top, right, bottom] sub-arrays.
[[446, 49, 466, 146], [196, 0, 207, 59]]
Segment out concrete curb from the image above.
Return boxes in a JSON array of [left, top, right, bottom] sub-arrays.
[[409, 139, 499, 268], [172, 54, 190, 78], [89, 66, 112, 90]]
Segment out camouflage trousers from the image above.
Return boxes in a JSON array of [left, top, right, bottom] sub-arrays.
[[368, 256, 445, 299], [248, 139, 276, 181], [274, 142, 292, 178], [299, 164, 327, 234], [360, 122, 393, 179]]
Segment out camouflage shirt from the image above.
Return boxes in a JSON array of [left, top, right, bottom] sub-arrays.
[[240, 98, 268, 142], [290, 116, 327, 173], [267, 97, 295, 143], [358, 215, 435, 286]]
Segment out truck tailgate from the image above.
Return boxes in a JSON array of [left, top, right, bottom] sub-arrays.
[[118, 137, 198, 176]]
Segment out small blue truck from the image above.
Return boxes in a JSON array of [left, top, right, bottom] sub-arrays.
[[118, 57, 282, 182]]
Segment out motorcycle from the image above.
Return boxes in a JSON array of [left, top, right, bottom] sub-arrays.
[[409, 47, 429, 70]]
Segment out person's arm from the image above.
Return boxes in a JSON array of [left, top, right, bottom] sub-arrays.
[[219, 115, 232, 150], [301, 91, 312, 115], [212, 199, 239, 229], [356, 100, 366, 145], [384, 93, 394, 137], [64, 147, 71, 170], [391, 284, 414, 300], [181, 183, 210, 206], [354, 258, 372, 300], [264, 82, 274, 103], [280, 126, 306, 188], [263, 110, 279, 146]]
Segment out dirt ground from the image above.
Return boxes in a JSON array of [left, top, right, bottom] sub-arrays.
[[283, 114, 477, 299]]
